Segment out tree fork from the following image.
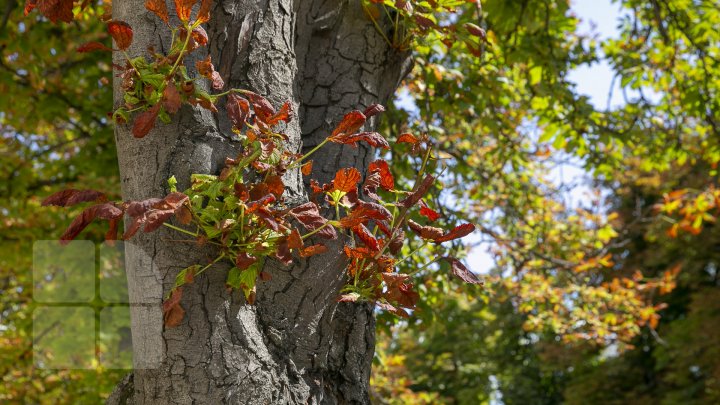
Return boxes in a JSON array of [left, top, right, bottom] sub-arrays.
[[109, 0, 411, 403]]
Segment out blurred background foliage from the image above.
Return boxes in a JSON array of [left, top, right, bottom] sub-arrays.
[[1, 0, 719, 403]]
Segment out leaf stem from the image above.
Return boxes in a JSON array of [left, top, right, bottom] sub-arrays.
[[163, 222, 199, 238]]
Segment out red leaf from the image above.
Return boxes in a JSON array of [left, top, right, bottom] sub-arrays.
[[275, 238, 293, 265], [353, 224, 380, 251], [77, 41, 112, 53], [255, 208, 280, 232], [196, 0, 213, 24], [246, 194, 276, 213], [106, 218, 120, 242], [330, 110, 366, 138], [174, 0, 197, 22], [145, 0, 169, 24], [288, 202, 337, 239], [162, 83, 182, 114], [163, 288, 185, 327], [107, 21, 133, 51], [368, 160, 394, 190], [399, 174, 435, 208], [132, 104, 161, 138], [363, 103, 385, 118], [226, 94, 250, 131], [419, 200, 441, 222], [443, 257, 483, 284], [235, 252, 257, 270], [42, 189, 106, 207], [464, 23, 486, 40], [332, 168, 362, 193], [329, 131, 390, 149]]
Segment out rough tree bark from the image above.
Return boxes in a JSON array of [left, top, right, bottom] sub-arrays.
[[108, 0, 411, 404]]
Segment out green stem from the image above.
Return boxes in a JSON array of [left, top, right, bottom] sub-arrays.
[[301, 221, 332, 240], [195, 253, 226, 277], [163, 222, 198, 238], [287, 138, 330, 169], [168, 22, 192, 78]]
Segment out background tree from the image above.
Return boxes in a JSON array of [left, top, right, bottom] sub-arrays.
[[2, 0, 717, 403]]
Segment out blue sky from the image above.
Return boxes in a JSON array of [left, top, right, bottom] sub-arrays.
[[467, 0, 626, 274]]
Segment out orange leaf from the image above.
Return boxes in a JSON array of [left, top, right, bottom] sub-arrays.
[[368, 160, 394, 190], [145, 0, 169, 24], [301, 161, 313, 176], [300, 244, 327, 257], [397, 132, 419, 144], [107, 21, 133, 51], [332, 168, 362, 193], [196, 0, 213, 23], [174, 0, 197, 22]]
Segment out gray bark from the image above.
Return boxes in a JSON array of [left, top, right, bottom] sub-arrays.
[[108, 1, 411, 404]]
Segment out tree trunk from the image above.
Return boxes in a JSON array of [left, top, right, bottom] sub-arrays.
[[108, 1, 411, 404]]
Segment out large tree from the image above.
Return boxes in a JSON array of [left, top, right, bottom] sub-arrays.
[[105, 0, 413, 403]]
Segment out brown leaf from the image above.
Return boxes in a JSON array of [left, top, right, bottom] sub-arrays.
[[288, 202, 337, 239], [60, 203, 123, 244], [363, 103, 385, 118], [145, 0, 169, 24], [77, 41, 112, 53], [191, 26, 208, 46], [287, 229, 303, 249], [176, 205, 192, 224], [368, 160, 394, 190], [106, 218, 120, 242], [330, 110, 366, 138], [163, 288, 185, 327], [329, 131, 390, 149], [174, 0, 197, 22], [389, 229, 404, 255], [35, 0, 74, 23], [42, 189, 106, 207], [107, 21, 133, 51], [275, 238, 293, 265], [407, 219, 444, 240], [399, 174, 435, 208], [196, 56, 224, 90], [24, 0, 37, 16], [443, 257, 483, 284], [132, 104, 161, 138], [434, 223, 475, 243], [376, 301, 409, 318], [363, 172, 381, 201], [332, 168, 362, 193], [162, 83, 182, 114], [235, 252, 257, 270], [226, 94, 250, 131], [243, 91, 275, 122], [264, 174, 285, 199]]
